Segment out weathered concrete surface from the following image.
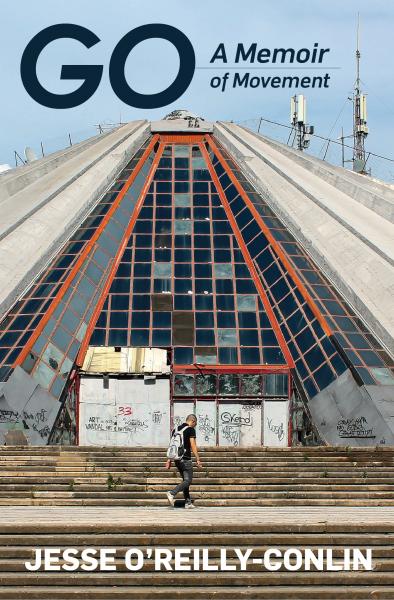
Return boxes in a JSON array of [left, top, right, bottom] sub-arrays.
[[0, 505, 393, 526], [215, 122, 394, 357], [0, 366, 60, 445], [308, 369, 394, 446], [0, 120, 149, 321], [247, 129, 394, 223], [0, 127, 120, 203]]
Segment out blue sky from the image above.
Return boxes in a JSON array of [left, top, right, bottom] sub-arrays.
[[1, 0, 394, 179]]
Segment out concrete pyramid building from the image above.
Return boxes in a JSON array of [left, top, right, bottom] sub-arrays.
[[0, 111, 393, 447]]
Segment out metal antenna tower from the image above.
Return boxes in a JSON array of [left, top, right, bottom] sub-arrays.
[[352, 14, 369, 173], [289, 95, 314, 151]]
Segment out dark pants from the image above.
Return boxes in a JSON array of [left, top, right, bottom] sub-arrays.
[[171, 458, 193, 501]]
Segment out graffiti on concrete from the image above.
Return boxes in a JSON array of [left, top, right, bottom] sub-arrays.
[[151, 410, 164, 424], [220, 411, 253, 427], [198, 414, 216, 444], [220, 410, 257, 447], [221, 425, 241, 446], [84, 414, 148, 434], [0, 407, 51, 441], [337, 416, 376, 439], [267, 418, 285, 442]]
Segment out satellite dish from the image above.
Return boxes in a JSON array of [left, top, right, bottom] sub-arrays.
[[24, 147, 38, 163]]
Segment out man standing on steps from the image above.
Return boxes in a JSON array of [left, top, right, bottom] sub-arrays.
[[166, 414, 202, 509]]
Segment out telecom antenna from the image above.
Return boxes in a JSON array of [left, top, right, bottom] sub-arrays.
[[352, 14, 368, 173], [290, 95, 314, 151]]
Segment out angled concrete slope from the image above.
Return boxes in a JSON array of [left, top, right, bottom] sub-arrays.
[[0, 127, 122, 203], [216, 122, 394, 446], [247, 129, 394, 223], [215, 122, 394, 357], [0, 120, 149, 321]]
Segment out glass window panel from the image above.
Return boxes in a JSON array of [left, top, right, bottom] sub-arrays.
[[153, 312, 171, 328], [195, 249, 212, 263], [175, 181, 189, 193], [21, 351, 38, 374], [195, 347, 217, 364], [303, 345, 326, 371], [155, 249, 171, 261], [218, 373, 239, 395], [237, 295, 256, 311], [216, 280, 233, 294], [154, 262, 172, 278], [193, 182, 208, 193], [175, 235, 191, 248], [196, 330, 215, 345], [155, 194, 172, 206], [195, 295, 213, 310], [133, 295, 151, 310], [175, 220, 192, 234], [109, 312, 129, 329], [175, 207, 191, 219], [358, 350, 384, 367], [241, 374, 261, 396], [34, 360, 55, 390], [174, 145, 189, 157], [194, 265, 212, 280], [42, 343, 64, 371], [217, 312, 236, 328], [152, 329, 171, 346], [174, 374, 194, 396], [240, 329, 259, 346], [175, 158, 189, 168], [264, 373, 288, 396], [131, 312, 150, 328], [174, 347, 193, 364], [194, 207, 209, 219], [195, 312, 214, 328], [240, 348, 260, 364], [175, 194, 191, 207], [175, 169, 189, 180], [216, 295, 234, 311], [111, 295, 129, 311], [195, 280, 212, 294], [261, 330, 279, 346], [195, 374, 217, 396], [218, 328, 237, 346], [295, 328, 316, 353], [192, 157, 207, 169], [156, 182, 171, 193], [194, 194, 209, 206], [173, 311, 194, 346], [312, 363, 335, 390], [238, 312, 257, 328], [194, 221, 210, 235], [107, 329, 127, 346], [154, 279, 171, 293], [263, 347, 286, 365], [175, 279, 193, 293], [133, 279, 150, 293], [371, 367, 394, 386], [151, 294, 172, 311], [52, 326, 72, 352], [175, 263, 192, 278], [174, 295, 193, 310], [214, 264, 233, 278]]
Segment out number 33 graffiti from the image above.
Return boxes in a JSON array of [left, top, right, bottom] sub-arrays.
[[118, 406, 133, 416]]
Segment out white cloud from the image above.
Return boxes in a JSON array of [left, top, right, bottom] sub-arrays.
[[0, 164, 11, 173]]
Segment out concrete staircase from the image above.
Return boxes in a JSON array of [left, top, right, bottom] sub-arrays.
[[0, 447, 393, 598], [0, 505, 392, 599], [0, 446, 394, 506]]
